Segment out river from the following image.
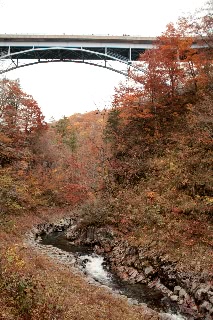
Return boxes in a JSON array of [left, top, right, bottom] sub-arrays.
[[40, 231, 188, 320]]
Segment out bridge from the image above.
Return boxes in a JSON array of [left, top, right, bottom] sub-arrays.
[[0, 34, 156, 75], [0, 34, 203, 76]]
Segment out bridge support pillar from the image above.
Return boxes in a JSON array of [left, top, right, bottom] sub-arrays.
[[129, 47, 132, 62]]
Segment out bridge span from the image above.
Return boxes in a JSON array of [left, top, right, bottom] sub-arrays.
[[0, 34, 156, 75], [0, 34, 202, 76]]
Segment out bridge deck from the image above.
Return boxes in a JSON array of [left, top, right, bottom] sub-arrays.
[[0, 34, 157, 61], [0, 34, 156, 44]]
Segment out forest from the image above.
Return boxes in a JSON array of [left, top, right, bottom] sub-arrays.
[[0, 4, 212, 320]]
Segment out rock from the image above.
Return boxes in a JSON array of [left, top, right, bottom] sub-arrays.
[[136, 274, 146, 283], [170, 294, 179, 302], [209, 296, 213, 304], [121, 272, 129, 282], [191, 281, 199, 292], [159, 313, 177, 320], [179, 288, 188, 299], [85, 226, 96, 243], [144, 266, 154, 276], [126, 255, 137, 266], [65, 225, 80, 240], [200, 271, 210, 282], [148, 278, 160, 288], [128, 298, 138, 305], [199, 301, 212, 312], [192, 305, 198, 311], [129, 269, 138, 279], [156, 283, 173, 296], [208, 290, 213, 296], [195, 287, 209, 301], [173, 285, 181, 294]]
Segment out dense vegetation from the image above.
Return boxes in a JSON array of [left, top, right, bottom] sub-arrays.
[[0, 3, 212, 319]]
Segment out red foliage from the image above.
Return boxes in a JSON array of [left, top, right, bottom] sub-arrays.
[[0, 79, 46, 143]]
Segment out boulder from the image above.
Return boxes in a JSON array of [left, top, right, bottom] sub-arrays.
[[179, 288, 188, 299], [136, 273, 146, 283], [170, 295, 179, 302], [200, 301, 212, 312], [144, 266, 154, 276], [195, 286, 209, 301], [173, 285, 181, 295]]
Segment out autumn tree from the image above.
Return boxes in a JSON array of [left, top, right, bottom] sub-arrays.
[[0, 79, 46, 142], [67, 111, 110, 196], [54, 116, 78, 152], [105, 13, 213, 186], [0, 79, 47, 213]]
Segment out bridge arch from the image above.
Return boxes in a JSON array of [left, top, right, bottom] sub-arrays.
[[0, 46, 146, 76]]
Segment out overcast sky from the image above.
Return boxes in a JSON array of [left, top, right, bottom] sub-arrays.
[[0, 0, 207, 121]]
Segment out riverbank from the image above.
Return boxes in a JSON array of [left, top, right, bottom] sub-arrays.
[[0, 208, 159, 320]]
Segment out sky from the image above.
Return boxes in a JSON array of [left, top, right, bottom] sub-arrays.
[[0, 0, 207, 121]]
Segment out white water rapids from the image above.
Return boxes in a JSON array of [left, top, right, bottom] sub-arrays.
[[159, 313, 187, 320], [78, 253, 112, 285], [78, 253, 186, 320]]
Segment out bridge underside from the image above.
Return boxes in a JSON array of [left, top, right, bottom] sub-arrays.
[[1, 46, 145, 61], [0, 46, 146, 75]]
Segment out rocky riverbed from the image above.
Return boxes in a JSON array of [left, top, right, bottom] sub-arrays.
[[25, 217, 213, 320]]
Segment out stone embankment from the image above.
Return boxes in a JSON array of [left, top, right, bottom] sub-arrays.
[[25, 217, 77, 268], [66, 225, 213, 320]]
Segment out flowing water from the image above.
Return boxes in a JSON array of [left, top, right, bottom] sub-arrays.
[[40, 231, 187, 320]]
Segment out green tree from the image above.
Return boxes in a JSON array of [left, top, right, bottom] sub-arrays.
[[55, 116, 77, 151]]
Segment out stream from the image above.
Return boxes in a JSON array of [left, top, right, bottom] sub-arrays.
[[40, 231, 188, 320]]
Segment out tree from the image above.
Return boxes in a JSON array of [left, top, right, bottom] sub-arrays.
[[189, 0, 213, 50], [0, 79, 46, 142], [105, 14, 213, 186], [0, 79, 48, 213], [55, 116, 77, 152]]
